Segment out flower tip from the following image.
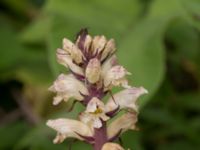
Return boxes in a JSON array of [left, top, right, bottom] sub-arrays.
[[52, 95, 63, 106], [140, 86, 148, 94], [46, 120, 53, 127], [127, 71, 132, 75]]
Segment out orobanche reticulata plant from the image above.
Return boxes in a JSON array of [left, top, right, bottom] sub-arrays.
[[46, 29, 148, 150]]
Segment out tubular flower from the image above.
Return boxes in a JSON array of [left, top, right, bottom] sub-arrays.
[[103, 65, 131, 90], [56, 48, 84, 75], [62, 38, 84, 64], [46, 118, 93, 143], [47, 29, 148, 150], [91, 36, 107, 55], [107, 112, 138, 139], [48, 74, 88, 105], [105, 87, 148, 113]]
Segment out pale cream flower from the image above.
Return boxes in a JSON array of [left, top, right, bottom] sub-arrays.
[[101, 55, 118, 76], [105, 87, 148, 112], [103, 65, 131, 89], [76, 34, 92, 52], [46, 118, 93, 143], [108, 112, 138, 139], [56, 48, 84, 75], [80, 97, 109, 128], [101, 39, 116, 61], [47, 30, 148, 149], [49, 74, 88, 105], [85, 58, 101, 84], [102, 142, 124, 150], [91, 36, 107, 55], [62, 38, 84, 64]]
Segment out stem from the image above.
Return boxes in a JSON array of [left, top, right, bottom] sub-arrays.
[[93, 121, 107, 150]]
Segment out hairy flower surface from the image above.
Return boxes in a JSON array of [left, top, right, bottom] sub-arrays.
[[47, 29, 148, 150]]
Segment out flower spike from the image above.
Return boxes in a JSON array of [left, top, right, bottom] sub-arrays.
[[47, 29, 148, 150]]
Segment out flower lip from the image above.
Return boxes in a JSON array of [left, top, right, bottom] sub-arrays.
[[80, 97, 110, 128]]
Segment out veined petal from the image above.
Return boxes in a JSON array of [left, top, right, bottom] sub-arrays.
[[85, 58, 101, 84], [49, 74, 88, 105], [63, 38, 83, 64], [46, 118, 93, 143], [105, 87, 148, 112], [91, 36, 107, 54], [56, 48, 84, 75], [103, 65, 131, 89], [101, 39, 116, 61], [102, 142, 125, 150], [107, 112, 137, 139]]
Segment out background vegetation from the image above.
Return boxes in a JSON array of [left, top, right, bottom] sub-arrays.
[[0, 0, 200, 149]]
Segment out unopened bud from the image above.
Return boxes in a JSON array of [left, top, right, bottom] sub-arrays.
[[85, 58, 101, 83]]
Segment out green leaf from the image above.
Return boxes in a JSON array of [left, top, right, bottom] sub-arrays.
[[122, 131, 144, 150], [117, 18, 166, 107], [0, 23, 24, 71], [19, 15, 52, 44], [44, 0, 141, 38], [119, 0, 200, 106], [14, 123, 66, 150], [0, 122, 29, 150]]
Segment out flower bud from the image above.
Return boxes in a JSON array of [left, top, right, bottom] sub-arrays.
[[85, 58, 101, 84], [91, 36, 107, 54], [83, 35, 92, 52], [63, 38, 83, 64], [102, 142, 124, 150], [56, 48, 84, 75], [101, 39, 116, 61]]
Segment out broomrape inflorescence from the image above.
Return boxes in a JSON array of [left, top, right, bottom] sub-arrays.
[[46, 29, 148, 150]]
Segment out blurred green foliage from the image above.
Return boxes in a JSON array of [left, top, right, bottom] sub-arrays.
[[0, 0, 200, 150]]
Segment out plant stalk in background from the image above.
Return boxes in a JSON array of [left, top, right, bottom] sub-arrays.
[[46, 29, 148, 150]]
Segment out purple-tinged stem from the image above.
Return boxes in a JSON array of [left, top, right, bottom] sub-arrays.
[[93, 121, 107, 150]]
